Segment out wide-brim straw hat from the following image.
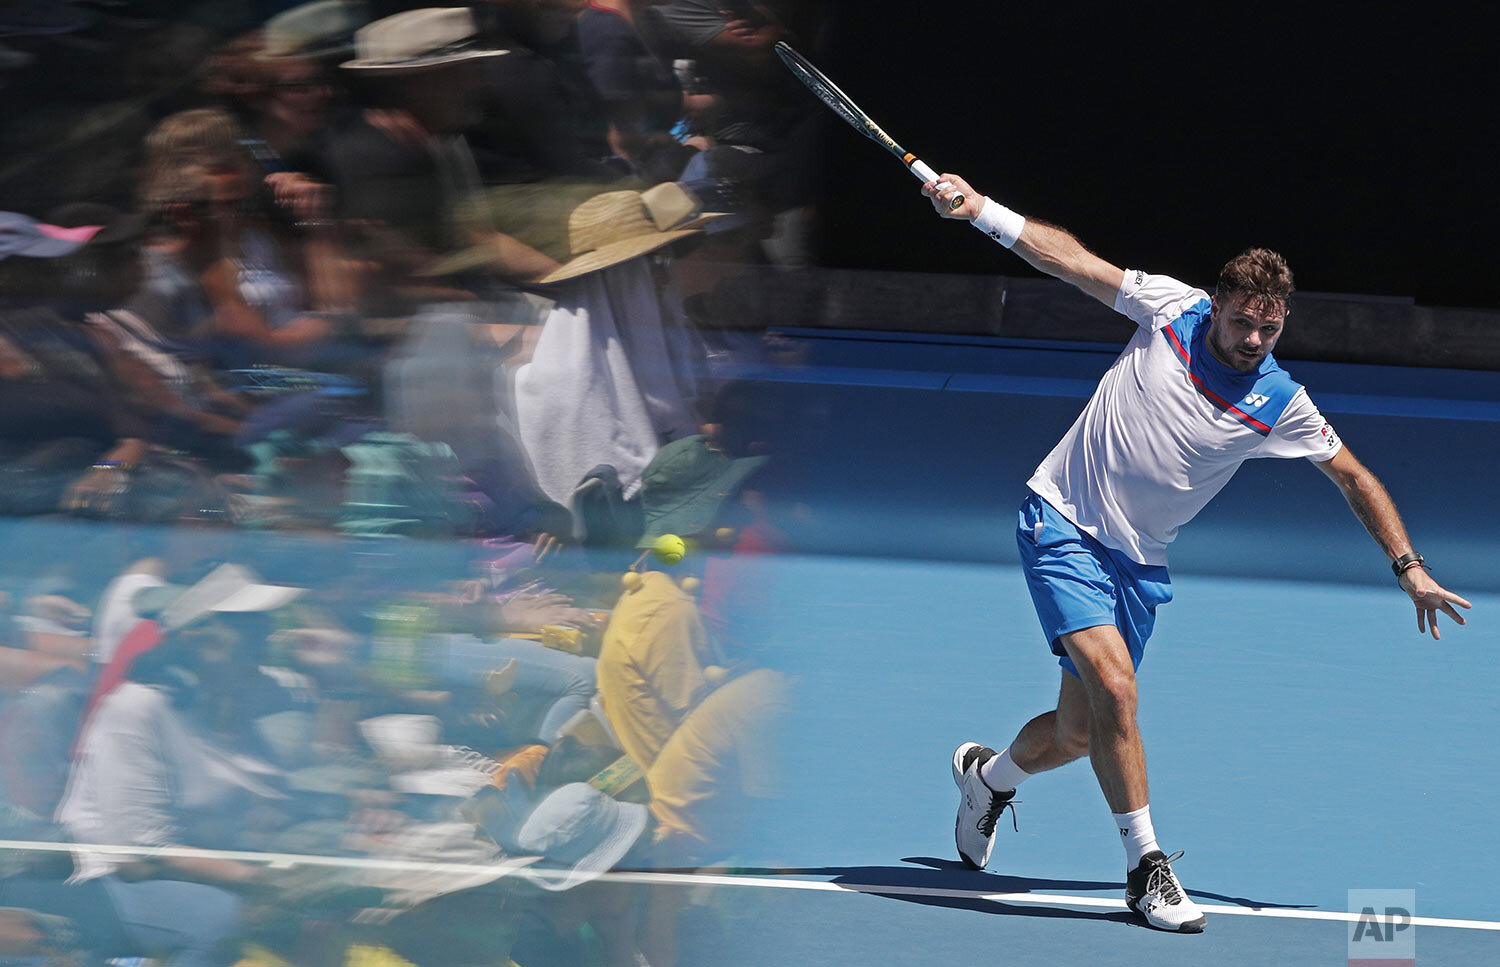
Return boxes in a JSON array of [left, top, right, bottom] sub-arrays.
[[340, 7, 506, 71], [422, 181, 726, 284]]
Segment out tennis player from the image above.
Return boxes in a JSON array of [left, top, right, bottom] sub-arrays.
[[921, 174, 1472, 932]]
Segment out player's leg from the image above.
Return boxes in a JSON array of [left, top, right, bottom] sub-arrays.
[[953, 672, 1088, 868], [1005, 670, 1091, 776], [1056, 624, 1146, 812], [1059, 624, 1204, 933]]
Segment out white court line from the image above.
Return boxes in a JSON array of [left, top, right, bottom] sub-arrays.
[[4, 840, 1498, 932]]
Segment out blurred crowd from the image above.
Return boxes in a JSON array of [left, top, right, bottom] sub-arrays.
[[0, 1, 817, 963]]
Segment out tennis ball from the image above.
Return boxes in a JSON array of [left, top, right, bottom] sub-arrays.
[[621, 571, 644, 591], [651, 533, 686, 565], [714, 527, 736, 544], [679, 576, 701, 595]]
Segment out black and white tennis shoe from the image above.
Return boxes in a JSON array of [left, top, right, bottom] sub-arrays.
[[1125, 849, 1206, 933], [951, 742, 1018, 870]]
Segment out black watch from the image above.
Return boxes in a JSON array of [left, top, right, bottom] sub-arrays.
[[1390, 551, 1426, 578]]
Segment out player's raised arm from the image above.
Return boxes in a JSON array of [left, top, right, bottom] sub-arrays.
[[922, 174, 1125, 308], [1313, 445, 1473, 639]]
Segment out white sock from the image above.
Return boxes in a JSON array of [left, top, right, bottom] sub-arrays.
[[979, 747, 1031, 794], [1112, 804, 1160, 869]]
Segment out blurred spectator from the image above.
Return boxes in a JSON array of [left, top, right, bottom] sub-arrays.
[[136, 108, 338, 370], [578, 0, 704, 182], [383, 301, 574, 541], [0, 212, 150, 517], [55, 565, 307, 966], [646, 665, 787, 855], [435, 182, 710, 509], [38, 202, 252, 469], [467, 0, 622, 184], [597, 570, 717, 770], [643, 0, 822, 263], [646, 0, 799, 150], [207, 3, 368, 243], [326, 7, 510, 259]]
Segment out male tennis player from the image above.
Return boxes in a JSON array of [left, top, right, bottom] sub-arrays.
[[920, 174, 1472, 933]]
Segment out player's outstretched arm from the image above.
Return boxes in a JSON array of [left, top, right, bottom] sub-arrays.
[[1314, 445, 1472, 639], [922, 174, 1125, 308]]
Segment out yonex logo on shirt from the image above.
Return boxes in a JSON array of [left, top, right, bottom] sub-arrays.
[[1242, 393, 1269, 407]]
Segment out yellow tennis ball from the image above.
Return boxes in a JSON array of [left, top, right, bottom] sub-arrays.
[[651, 533, 686, 565], [714, 527, 736, 544], [621, 571, 644, 591]]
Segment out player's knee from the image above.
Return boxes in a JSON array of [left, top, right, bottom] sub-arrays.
[[1088, 666, 1138, 726]]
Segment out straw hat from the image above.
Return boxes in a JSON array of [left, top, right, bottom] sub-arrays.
[[340, 7, 506, 72], [424, 181, 726, 284]]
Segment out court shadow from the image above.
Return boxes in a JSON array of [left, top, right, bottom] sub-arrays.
[[699, 857, 1311, 925], [895, 856, 1313, 909]]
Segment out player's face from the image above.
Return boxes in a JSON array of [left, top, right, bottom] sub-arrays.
[[1208, 294, 1285, 372]]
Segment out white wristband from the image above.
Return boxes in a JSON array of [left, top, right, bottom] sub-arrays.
[[971, 196, 1026, 249]]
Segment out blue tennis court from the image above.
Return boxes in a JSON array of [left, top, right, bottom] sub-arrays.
[[676, 552, 1500, 965]]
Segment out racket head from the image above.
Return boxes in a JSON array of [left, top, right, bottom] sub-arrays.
[[774, 41, 901, 156]]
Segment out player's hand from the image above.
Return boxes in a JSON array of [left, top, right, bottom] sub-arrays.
[[922, 174, 983, 221], [1399, 568, 1471, 640]]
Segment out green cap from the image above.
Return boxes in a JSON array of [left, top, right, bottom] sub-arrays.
[[636, 436, 766, 548]]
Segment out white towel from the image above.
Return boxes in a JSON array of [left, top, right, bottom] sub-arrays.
[[513, 259, 698, 504]]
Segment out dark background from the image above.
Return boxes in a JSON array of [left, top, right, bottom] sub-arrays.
[[810, 3, 1498, 310]]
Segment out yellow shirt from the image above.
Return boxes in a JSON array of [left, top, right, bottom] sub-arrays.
[[597, 571, 715, 770], [646, 668, 790, 856]]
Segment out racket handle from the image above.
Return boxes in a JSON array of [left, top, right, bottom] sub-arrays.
[[909, 158, 964, 211]]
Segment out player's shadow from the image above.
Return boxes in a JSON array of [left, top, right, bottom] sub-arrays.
[[712, 857, 1312, 926]]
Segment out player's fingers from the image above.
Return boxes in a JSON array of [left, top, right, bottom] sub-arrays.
[[1438, 600, 1467, 625], [1442, 590, 1473, 609], [1429, 611, 1441, 641], [1416, 608, 1425, 634]]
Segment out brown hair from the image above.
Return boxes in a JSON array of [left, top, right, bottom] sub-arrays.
[[1216, 248, 1295, 309]]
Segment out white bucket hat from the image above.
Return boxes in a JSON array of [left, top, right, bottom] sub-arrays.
[[340, 7, 507, 72], [483, 782, 648, 891], [132, 563, 306, 630]]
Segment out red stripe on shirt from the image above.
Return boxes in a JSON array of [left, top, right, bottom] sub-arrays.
[[1162, 324, 1273, 435]]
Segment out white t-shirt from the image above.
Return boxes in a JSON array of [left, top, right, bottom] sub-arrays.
[[1027, 270, 1342, 566]]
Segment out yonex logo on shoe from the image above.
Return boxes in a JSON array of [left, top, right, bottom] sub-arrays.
[[1348, 889, 1416, 966]]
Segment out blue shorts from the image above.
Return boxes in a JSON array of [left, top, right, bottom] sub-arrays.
[[1015, 493, 1172, 679]]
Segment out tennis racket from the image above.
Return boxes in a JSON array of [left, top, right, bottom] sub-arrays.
[[774, 41, 963, 210]]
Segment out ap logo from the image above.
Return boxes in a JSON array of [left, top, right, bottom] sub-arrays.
[[1348, 890, 1415, 966]]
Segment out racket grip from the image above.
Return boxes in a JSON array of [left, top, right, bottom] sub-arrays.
[[909, 159, 964, 210]]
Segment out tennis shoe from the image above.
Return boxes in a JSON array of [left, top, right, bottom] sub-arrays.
[[1125, 849, 1206, 933], [951, 742, 1018, 870]]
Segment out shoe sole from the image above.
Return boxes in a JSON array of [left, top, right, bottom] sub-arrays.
[[951, 742, 985, 870]]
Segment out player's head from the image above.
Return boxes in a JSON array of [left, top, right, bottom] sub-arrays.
[[1209, 248, 1294, 372]]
